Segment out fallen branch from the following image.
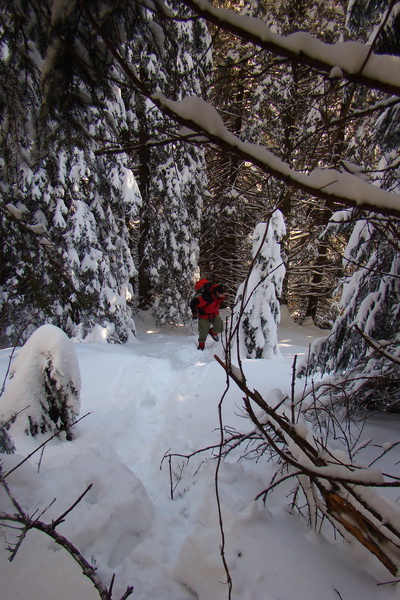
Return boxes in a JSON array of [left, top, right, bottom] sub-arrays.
[[214, 354, 400, 577]]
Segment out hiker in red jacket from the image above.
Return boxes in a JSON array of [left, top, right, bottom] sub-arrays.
[[190, 279, 226, 350]]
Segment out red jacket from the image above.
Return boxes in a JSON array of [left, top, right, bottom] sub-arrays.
[[191, 283, 225, 319]]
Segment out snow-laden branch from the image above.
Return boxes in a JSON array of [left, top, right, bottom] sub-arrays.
[[81, 1, 400, 218], [153, 94, 400, 217], [181, 0, 400, 97], [354, 324, 400, 365], [214, 353, 400, 577]]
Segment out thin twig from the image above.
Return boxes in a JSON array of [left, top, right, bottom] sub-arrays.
[[2, 413, 91, 479]]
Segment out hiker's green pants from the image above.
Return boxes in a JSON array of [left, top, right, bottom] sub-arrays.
[[198, 315, 223, 343]]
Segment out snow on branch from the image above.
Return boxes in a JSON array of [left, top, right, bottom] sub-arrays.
[[153, 94, 400, 217], [82, 4, 400, 219], [353, 324, 400, 366], [214, 354, 400, 577], [181, 0, 400, 97]]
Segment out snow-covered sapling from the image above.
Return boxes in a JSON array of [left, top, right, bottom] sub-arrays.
[[0, 324, 81, 440], [233, 211, 286, 359]]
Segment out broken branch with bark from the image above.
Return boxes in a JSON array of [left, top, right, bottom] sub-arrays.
[[214, 353, 400, 577]]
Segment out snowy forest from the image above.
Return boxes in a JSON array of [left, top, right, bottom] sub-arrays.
[[1, 0, 400, 599]]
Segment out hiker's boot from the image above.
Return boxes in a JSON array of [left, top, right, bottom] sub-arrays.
[[209, 328, 219, 342], [198, 342, 205, 351]]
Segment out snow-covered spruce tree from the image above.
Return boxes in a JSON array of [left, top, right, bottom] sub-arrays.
[[131, 4, 212, 324], [144, 143, 208, 325], [301, 211, 400, 412], [300, 1, 400, 412], [233, 211, 286, 359], [0, 1, 143, 343], [0, 325, 81, 440], [202, 0, 349, 323]]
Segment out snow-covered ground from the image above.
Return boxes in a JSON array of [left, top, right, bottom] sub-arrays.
[[0, 309, 399, 600]]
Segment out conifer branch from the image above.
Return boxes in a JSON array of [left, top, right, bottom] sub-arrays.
[[181, 0, 400, 97], [80, 1, 400, 219], [354, 324, 400, 366]]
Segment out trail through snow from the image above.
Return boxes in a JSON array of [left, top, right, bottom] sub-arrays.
[[0, 310, 399, 600]]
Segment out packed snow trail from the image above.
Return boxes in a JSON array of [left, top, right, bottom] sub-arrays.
[[39, 316, 322, 599], [1, 311, 399, 600]]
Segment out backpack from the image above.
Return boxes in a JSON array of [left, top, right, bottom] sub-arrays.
[[191, 279, 213, 316], [194, 278, 210, 292]]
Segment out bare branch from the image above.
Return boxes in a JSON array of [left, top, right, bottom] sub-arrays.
[[214, 354, 400, 576], [2, 413, 91, 479], [0, 473, 133, 600]]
